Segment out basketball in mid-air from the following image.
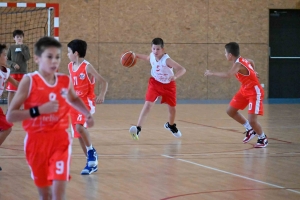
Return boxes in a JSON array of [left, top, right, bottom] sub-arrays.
[[120, 51, 137, 68]]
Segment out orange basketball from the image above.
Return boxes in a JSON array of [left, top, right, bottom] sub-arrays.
[[120, 51, 137, 68]]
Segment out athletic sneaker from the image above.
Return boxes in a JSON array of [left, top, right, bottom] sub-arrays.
[[254, 136, 268, 148], [129, 126, 141, 140], [87, 148, 98, 167], [243, 129, 256, 143], [81, 164, 98, 175], [164, 122, 182, 138]]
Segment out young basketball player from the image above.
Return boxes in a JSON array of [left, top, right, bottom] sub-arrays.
[[204, 42, 268, 148], [6, 30, 30, 107], [67, 39, 108, 175], [0, 44, 19, 171], [6, 37, 94, 199], [129, 38, 186, 140]]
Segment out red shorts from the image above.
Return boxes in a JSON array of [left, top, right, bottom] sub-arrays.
[[145, 77, 176, 107], [24, 130, 72, 187], [70, 97, 95, 138], [230, 87, 264, 115], [0, 107, 13, 131], [6, 74, 24, 92]]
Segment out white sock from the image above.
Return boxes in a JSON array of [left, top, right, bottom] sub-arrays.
[[258, 133, 266, 139], [86, 144, 93, 151], [243, 121, 252, 131]]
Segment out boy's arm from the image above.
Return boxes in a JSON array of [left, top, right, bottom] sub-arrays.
[[20, 44, 31, 61], [86, 64, 108, 104], [136, 53, 150, 61], [166, 58, 186, 81], [6, 76, 19, 88], [246, 58, 260, 79], [6, 76, 30, 122], [6, 47, 17, 68], [204, 63, 241, 78], [246, 58, 255, 70], [67, 82, 94, 127]]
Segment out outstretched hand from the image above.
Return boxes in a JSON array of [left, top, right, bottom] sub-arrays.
[[255, 72, 260, 79], [204, 70, 213, 76], [85, 114, 94, 128], [95, 95, 105, 104]]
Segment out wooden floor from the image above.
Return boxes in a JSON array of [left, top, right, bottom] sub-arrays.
[[1, 103, 300, 200]]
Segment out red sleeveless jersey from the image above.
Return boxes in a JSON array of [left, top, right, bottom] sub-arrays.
[[235, 57, 262, 93], [22, 72, 71, 133], [68, 60, 95, 101]]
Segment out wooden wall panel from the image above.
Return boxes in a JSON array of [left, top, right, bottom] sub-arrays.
[[2, 0, 299, 99]]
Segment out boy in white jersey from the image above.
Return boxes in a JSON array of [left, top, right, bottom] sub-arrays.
[[129, 38, 186, 140], [204, 42, 268, 148], [0, 44, 18, 171]]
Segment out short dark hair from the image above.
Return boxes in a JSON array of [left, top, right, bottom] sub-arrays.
[[152, 38, 164, 48], [225, 42, 240, 57], [13, 29, 24, 37], [67, 39, 87, 58], [34, 36, 62, 56], [0, 44, 7, 54]]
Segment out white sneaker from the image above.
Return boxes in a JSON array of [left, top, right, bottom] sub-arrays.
[[129, 126, 140, 140], [164, 122, 182, 138]]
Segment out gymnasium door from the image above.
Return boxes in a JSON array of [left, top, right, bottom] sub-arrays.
[[269, 9, 300, 98]]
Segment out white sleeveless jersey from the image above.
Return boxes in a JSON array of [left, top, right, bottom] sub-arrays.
[[0, 67, 10, 97], [150, 53, 174, 84]]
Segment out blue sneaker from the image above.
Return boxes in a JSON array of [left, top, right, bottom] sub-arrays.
[[87, 148, 98, 167], [81, 164, 98, 175]]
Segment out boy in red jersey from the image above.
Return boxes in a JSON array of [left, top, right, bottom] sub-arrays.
[[205, 42, 268, 148], [6, 37, 94, 199], [67, 39, 108, 175], [129, 38, 186, 140], [0, 44, 19, 171]]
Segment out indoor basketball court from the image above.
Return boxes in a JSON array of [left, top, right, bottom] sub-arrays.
[[1, 1, 300, 200], [1, 103, 300, 199]]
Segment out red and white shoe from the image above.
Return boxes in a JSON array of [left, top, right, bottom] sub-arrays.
[[243, 129, 256, 143], [254, 136, 268, 148]]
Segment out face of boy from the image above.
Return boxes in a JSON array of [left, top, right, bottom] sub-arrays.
[[0, 50, 7, 66], [224, 49, 232, 61], [35, 47, 61, 73], [67, 47, 77, 62], [14, 35, 24, 45], [152, 45, 164, 59]]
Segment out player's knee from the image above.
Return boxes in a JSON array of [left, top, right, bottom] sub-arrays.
[[75, 124, 84, 134], [226, 108, 234, 117], [0, 127, 12, 135]]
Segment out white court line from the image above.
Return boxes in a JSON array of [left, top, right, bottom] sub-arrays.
[[9, 126, 300, 131], [2, 151, 300, 159], [161, 154, 300, 195]]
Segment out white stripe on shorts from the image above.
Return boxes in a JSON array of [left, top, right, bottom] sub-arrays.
[[254, 85, 262, 114]]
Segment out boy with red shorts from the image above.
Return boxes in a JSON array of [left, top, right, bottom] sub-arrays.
[[6, 30, 30, 107], [205, 42, 268, 148], [129, 38, 186, 140], [0, 43, 18, 171], [6, 37, 93, 199], [67, 39, 108, 175]]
